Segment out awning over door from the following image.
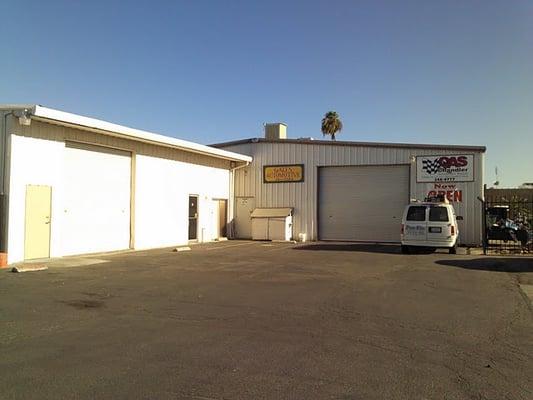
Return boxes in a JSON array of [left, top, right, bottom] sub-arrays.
[[251, 208, 293, 218]]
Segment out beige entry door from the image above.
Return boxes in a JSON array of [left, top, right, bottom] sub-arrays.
[[235, 197, 255, 239], [24, 185, 52, 260]]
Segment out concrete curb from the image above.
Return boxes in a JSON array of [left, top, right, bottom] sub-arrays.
[[173, 247, 191, 252], [11, 264, 48, 273]]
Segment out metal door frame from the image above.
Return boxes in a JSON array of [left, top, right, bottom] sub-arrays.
[[188, 194, 199, 242], [213, 198, 228, 238]]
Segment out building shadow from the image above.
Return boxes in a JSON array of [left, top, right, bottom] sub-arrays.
[[435, 257, 533, 273], [293, 243, 404, 255]]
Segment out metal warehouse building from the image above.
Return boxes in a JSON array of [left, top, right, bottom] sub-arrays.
[[0, 105, 250, 265], [214, 124, 486, 246]]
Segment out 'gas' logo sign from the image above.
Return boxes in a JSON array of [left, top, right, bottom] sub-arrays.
[[417, 154, 474, 182]]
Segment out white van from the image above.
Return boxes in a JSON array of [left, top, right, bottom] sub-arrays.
[[400, 197, 462, 254]]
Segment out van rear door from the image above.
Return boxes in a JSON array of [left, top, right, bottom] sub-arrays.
[[403, 205, 427, 242], [427, 206, 453, 244]]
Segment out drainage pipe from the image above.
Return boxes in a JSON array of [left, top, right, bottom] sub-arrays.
[[0, 111, 14, 255]]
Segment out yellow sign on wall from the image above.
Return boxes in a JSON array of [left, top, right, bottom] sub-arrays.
[[263, 164, 304, 183]]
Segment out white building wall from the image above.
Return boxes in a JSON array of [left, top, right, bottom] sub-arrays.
[[6, 119, 232, 264], [135, 155, 229, 249], [221, 141, 485, 245], [8, 135, 66, 264]]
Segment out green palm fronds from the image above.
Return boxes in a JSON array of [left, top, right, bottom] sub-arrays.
[[321, 111, 343, 141]]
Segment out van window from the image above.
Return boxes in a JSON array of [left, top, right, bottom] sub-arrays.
[[406, 206, 426, 221], [429, 207, 449, 222]]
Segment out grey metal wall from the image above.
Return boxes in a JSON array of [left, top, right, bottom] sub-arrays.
[[221, 141, 485, 245]]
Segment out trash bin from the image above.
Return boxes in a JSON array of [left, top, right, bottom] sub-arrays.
[[251, 208, 293, 241]]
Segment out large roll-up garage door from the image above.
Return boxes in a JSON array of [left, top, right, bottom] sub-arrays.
[[63, 142, 131, 255], [318, 165, 409, 242]]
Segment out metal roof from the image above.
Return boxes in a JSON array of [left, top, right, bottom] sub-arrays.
[[0, 104, 252, 163], [251, 208, 293, 218], [211, 137, 486, 152]]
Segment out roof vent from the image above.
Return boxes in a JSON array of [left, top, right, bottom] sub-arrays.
[[264, 123, 287, 140]]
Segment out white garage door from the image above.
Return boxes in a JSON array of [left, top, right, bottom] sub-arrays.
[[63, 142, 131, 256], [318, 165, 410, 242]]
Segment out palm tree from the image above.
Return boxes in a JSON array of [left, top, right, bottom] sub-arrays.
[[321, 111, 343, 141]]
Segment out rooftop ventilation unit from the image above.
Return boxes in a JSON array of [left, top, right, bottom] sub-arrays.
[[264, 123, 287, 140]]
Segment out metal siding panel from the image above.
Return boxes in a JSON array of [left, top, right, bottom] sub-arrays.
[[14, 120, 232, 171]]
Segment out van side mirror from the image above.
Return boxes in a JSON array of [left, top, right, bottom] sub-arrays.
[[456, 216, 463, 221]]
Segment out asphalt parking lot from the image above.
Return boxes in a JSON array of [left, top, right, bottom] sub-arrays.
[[1, 241, 532, 400]]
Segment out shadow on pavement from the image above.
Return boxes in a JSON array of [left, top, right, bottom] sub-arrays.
[[435, 257, 533, 273], [293, 243, 402, 254]]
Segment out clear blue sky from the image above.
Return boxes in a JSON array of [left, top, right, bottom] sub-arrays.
[[1, 1, 531, 187]]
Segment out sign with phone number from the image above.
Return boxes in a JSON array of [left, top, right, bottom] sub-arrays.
[[417, 154, 474, 182]]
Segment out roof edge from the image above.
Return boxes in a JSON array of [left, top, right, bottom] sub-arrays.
[[211, 137, 486, 152], [0, 104, 251, 163], [0, 104, 36, 111]]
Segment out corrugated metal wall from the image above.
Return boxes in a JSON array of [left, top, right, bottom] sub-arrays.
[[222, 141, 485, 245], [14, 119, 232, 170]]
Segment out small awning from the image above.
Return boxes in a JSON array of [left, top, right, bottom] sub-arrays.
[[251, 208, 292, 218]]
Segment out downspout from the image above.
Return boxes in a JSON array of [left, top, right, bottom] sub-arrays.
[[0, 111, 14, 260], [228, 161, 249, 239]]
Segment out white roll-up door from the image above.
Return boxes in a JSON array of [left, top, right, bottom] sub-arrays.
[[63, 142, 131, 255], [318, 165, 410, 242]]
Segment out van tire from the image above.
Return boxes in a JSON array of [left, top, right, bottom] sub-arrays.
[[401, 245, 410, 254], [449, 246, 457, 254]]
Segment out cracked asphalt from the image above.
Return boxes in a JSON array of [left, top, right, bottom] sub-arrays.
[[1, 241, 532, 399]]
